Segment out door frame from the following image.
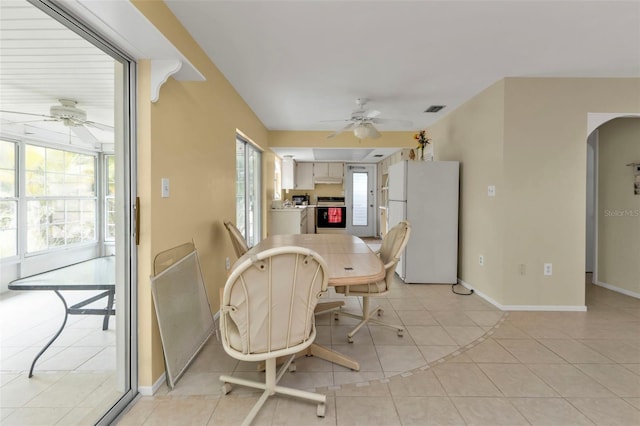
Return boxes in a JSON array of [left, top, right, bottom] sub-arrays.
[[31, 1, 139, 424], [345, 163, 377, 237]]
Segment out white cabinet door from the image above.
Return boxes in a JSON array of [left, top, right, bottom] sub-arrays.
[[270, 209, 303, 235], [313, 162, 328, 178], [282, 156, 295, 189], [295, 163, 314, 189], [328, 162, 344, 178], [306, 207, 316, 234], [299, 207, 308, 233]]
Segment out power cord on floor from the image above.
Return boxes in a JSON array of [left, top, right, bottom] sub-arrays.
[[451, 283, 474, 296]]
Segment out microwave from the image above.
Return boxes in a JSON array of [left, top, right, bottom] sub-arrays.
[[292, 195, 309, 206]]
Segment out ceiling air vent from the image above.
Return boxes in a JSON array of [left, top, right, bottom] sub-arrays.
[[424, 105, 445, 113], [373, 154, 384, 158]]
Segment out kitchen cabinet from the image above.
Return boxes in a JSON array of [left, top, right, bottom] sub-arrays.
[[270, 207, 308, 235], [305, 206, 316, 234], [282, 156, 295, 189], [295, 162, 314, 190], [313, 162, 344, 184]]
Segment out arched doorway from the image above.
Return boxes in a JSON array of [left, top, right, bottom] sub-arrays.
[[585, 113, 640, 303]]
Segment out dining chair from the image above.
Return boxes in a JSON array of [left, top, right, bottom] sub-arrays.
[[333, 220, 411, 342], [219, 246, 329, 425], [223, 220, 249, 258]]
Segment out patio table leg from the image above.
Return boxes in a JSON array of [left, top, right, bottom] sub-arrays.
[[28, 290, 68, 378], [102, 289, 115, 330]]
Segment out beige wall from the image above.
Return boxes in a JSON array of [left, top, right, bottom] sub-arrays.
[[430, 77, 640, 308], [428, 81, 506, 303], [597, 118, 640, 294], [133, 1, 272, 387]]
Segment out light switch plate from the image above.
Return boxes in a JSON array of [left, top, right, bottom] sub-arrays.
[[161, 178, 170, 198], [488, 185, 496, 197]]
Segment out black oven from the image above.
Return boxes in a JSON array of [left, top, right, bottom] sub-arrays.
[[316, 206, 347, 229]]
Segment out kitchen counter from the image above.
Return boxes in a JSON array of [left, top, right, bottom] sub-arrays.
[[270, 207, 309, 234], [271, 205, 315, 211]]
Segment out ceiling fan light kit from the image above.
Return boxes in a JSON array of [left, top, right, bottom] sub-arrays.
[[353, 123, 380, 139]]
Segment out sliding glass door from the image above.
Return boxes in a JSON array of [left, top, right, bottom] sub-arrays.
[[235, 136, 261, 246], [0, 1, 137, 424]]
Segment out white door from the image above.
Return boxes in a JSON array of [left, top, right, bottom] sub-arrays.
[[346, 164, 376, 237]]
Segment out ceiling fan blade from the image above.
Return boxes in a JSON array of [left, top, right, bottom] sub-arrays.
[[371, 117, 413, 128], [327, 122, 356, 138], [71, 125, 100, 146], [0, 109, 56, 120], [365, 109, 381, 119], [7, 119, 58, 125], [84, 120, 114, 132]]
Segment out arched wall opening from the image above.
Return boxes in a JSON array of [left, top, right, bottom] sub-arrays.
[[586, 113, 640, 299]]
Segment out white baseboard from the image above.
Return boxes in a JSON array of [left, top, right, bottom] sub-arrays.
[[138, 372, 166, 396], [137, 307, 221, 397], [138, 310, 221, 397], [595, 281, 640, 299], [457, 279, 587, 312]]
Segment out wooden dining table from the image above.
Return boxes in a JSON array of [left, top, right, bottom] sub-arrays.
[[242, 233, 385, 371]]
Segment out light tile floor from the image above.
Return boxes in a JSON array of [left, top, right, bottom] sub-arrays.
[[117, 274, 640, 425], [0, 290, 121, 425]]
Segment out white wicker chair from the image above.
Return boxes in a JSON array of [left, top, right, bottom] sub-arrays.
[[334, 221, 411, 342], [219, 246, 329, 425], [223, 220, 250, 259]]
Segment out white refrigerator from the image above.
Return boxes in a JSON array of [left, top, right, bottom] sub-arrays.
[[387, 160, 459, 283]]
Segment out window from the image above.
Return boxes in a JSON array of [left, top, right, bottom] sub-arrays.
[[0, 140, 17, 258], [24, 144, 96, 253], [105, 155, 115, 241], [236, 136, 261, 246], [351, 172, 368, 226]]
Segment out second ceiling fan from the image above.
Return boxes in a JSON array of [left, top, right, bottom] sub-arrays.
[[324, 98, 412, 139], [0, 99, 113, 146]]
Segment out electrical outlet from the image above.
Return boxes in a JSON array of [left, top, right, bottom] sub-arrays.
[[544, 263, 552, 276], [519, 264, 526, 275], [479, 255, 484, 266], [225, 257, 231, 270]]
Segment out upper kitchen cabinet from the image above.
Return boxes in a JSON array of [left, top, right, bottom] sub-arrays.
[[282, 155, 295, 189], [314, 162, 343, 184], [295, 162, 314, 190]]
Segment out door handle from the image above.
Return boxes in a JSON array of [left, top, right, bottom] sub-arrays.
[[134, 196, 140, 245]]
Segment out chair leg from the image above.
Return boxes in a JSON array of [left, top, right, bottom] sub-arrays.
[[314, 300, 345, 315], [336, 297, 404, 342], [220, 354, 326, 424]]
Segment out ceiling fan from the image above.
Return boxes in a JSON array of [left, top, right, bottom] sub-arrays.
[[324, 98, 412, 139], [0, 99, 113, 146]]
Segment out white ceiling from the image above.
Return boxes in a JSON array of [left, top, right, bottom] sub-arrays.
[[1, 1, 639, 160], [0, 1, 116, 147], [164, 0, 640, 134]]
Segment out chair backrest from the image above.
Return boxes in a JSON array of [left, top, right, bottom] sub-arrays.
[[379, 221, 412, 282], [224, 220, 250, 258], [220, 246, 328, 358]]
